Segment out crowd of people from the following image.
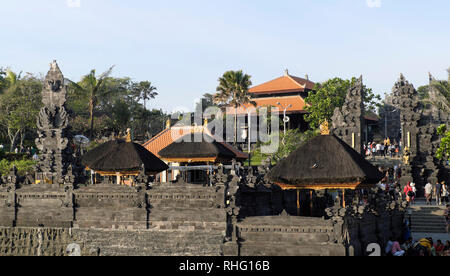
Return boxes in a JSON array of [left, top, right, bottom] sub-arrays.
[[364, 138, 402, 158], [386, 236, 450, 256], [0, 144, 39, 160]]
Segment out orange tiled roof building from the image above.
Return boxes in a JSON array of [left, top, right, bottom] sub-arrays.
[[228, 70, 316, 132], [142, 121, 248, 183]]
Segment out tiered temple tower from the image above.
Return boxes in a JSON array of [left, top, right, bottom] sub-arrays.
[[331, 76, 365, 156], [35, 61, 73, 185]]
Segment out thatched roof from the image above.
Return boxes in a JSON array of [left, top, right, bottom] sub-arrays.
[[81, 140, 168, 174], [268, 135, 384, 187], [158, 133, 237, 161]]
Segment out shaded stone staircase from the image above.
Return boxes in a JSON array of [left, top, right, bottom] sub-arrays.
[[410, 202, 447, 234]]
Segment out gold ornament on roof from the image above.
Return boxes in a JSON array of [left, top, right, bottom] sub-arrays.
[[320, 120, 330, 135], [126, 128, 132, 142]]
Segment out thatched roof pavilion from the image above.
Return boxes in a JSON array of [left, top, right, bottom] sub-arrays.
[[158, 133, 242, 164], [268, 123, 384, 215], [81, 139, 168, 177], [268, 134, 384, 190]]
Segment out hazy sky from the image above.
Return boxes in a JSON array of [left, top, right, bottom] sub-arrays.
[[1, 0, 449, 113]]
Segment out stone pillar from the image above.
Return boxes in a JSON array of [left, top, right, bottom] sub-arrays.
[[35, 61, 73, 187]]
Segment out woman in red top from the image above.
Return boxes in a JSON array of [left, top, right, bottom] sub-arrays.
[[404, 182, 413, 203]]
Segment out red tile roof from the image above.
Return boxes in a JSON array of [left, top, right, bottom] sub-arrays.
[[142, 126, 248, 161], [249, 74, 315, 94], [226, 96, 308, 115]]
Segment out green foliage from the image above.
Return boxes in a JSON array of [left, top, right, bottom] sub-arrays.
[[304, 77, 381, 130], [214, 70, 253, 107], [0, 158, 36, 177], [0, 71, 42, 151], [131, 81, 158, 111], [436, 124, 450, 162], [214, 70, 254, 145], [66, 70, 165, 139], [257, 128, 320, 163]]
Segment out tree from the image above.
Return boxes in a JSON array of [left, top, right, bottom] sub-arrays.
[[132, 81, 158, 112], [0, 68, 7, 93], [213, 70, 255, 145], [417, 70, 450, 112], [67, 66, 115, 139], [436, 124, 450, 162], [0, 72, 42, 151], [304, 77, 381, 130]]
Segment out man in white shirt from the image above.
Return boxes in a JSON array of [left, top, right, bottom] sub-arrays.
[[425, 182, 433, 205]]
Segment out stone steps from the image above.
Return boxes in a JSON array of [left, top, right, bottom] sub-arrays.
[[409, 205, 447, 234]]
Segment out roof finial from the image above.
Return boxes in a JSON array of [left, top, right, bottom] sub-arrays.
[[305, 74, 309, 80], [166, 118, 171, 129], [284, 69, 289, 76], [126, 128, 132, 142]]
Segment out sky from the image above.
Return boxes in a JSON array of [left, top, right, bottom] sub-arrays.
[[1, 0, 449, 113]]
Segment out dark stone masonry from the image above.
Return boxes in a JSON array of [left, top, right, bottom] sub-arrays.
[[0, 166, 407, 256], [0, 62, 411, 256]]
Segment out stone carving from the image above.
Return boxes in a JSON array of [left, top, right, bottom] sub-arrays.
[[390, 74, 449, 189], [35, 61, 73, 186], [332, 76, 365, 155]]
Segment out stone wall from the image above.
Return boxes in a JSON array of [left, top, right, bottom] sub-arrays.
[[0, 181, 227, 256], [0, 227, 224, 256], [0, 165, 407, 256]]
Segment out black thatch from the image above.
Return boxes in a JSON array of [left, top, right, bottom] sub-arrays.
[[268, 135, 384, 185], [158, 133, 236, 160], [81, 140, 168, 173]]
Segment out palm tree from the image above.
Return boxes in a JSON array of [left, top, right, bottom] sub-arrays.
[[68, 66, 115, 139], [132, 81, 158, 112], [213, 70, 255, 146]]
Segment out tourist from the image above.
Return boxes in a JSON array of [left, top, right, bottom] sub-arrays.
[[391, 239, 405, 256], [0, 144, 3, 151], [435, 240, 445, 256], [32, 153, 39, 161], [402, 238, 414, 256], [14, 147, 18, 154], [425, 182, 433, 205], [410, 183, 417, 205], [435, 181, 443, 206], [443, 241, 450, 256], [385, 237, 395, 256], [441, 182, 448, 204], [404, 182, 414, 204], [445, 204, 450, 234]]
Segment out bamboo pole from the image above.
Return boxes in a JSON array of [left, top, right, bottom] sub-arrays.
[[297, 189, 301, 216]]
